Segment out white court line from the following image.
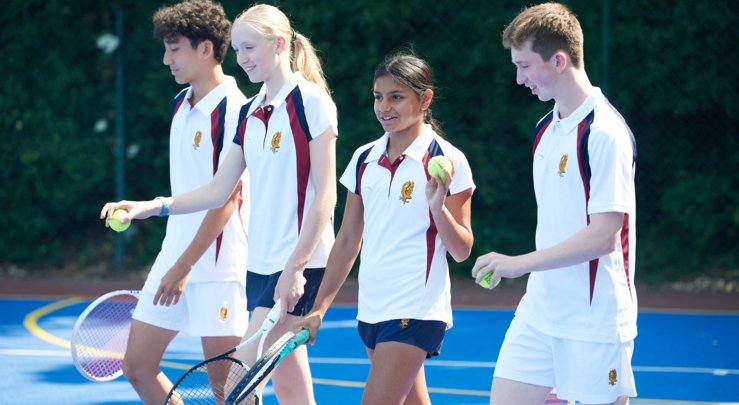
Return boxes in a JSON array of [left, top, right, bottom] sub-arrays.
[[1, 348, 737, 377]]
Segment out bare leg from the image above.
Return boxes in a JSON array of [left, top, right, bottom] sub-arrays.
[[200, 335, 242, 404], [361, 342, 428, 405], [403, 363, 432, 405], [122, 320, 178, 405], [489, 377, 552, 405]]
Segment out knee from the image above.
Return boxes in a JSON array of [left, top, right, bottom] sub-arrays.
[[121, 357, 152, 387], [272, 374, 314, 405]]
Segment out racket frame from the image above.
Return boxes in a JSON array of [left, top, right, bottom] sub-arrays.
[[70, 289, 140, 382], [227, 329, 311, 404], [164, 301, 283, 403]]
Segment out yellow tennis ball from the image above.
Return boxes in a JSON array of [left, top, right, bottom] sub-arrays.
[[479, 272, 502, 289], [109, 209, 130, 233], [427, 155, 453, 181]]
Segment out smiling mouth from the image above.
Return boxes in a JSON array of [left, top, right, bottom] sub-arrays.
[[380, 116, 395, 121]]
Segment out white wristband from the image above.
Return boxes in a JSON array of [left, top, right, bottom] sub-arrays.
[[155, 196, 170, 217]]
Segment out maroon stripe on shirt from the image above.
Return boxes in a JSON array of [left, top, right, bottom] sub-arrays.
[[422, 151, 438, 283], [621, 214, 633, 298], [209, 98, 228, 262], [576, 113, 598, 304], [285, 94, 311, 232]]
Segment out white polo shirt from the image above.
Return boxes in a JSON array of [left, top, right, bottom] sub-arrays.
[[515, 87, 637, 343], [340, 125, 475, 326], [149, 76, 249, 286], [233, 72, 337, 274]]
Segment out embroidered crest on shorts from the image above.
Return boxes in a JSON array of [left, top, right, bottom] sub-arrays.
[[193, 131, 202, 150], [608, 369, 618, 386], [218, 301, 228, 322], [400, 180, 414, 204], [270, 131, 282, 153], [558, 154, 568, 177], [400, 319, 410, 328]]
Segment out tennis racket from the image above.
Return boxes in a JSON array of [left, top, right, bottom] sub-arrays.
[[164, 301, 283, 405], [70, 289, 139, 382], [226, 329, 311, 405]]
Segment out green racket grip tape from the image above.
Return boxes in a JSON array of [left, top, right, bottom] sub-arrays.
[[479, 272, 501, 289]]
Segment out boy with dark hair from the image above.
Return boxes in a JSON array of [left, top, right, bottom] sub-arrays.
[[473, 3, 637, 404], [121, 1, 249, 403]]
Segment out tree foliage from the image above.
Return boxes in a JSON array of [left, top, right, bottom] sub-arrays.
[[1, 0, 736, 283]]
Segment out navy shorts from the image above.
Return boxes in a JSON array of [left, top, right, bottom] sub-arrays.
[[246, 267, 325, 316], [358, 318, 446, 358]]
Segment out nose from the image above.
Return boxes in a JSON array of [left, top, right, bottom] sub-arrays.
[[163, 50, 171, 66], [236, 52, 248, 66], [377, 98, 391, 112], [516, 68, 526, 85]]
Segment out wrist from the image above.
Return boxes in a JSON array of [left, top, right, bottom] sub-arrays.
[[155, 196, 170, 217]]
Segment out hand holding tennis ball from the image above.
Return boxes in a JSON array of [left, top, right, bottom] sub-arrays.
[[109, 209, 131, 233], [476, 267, 501, 289], [427, 155, 454, 182]]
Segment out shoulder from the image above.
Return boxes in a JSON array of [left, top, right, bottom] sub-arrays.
[[225, 84, 247, 105], [237, 94, 260, 116], [351, 139, 380, 161], [590, 100, 634, 144], [294, 76, 335, 105], [433, 136, 470, 165]]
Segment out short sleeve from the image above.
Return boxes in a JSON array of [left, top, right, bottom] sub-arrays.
[[231, 99, 255, 147], [587, 124, 635, 215], [447, 148, 476, 196], [304, 86, 338, 140]]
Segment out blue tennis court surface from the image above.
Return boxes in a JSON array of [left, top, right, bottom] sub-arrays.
[[1, 296, 737, 404]]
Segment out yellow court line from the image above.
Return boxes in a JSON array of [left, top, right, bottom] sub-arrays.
[[23, 297, 85, 349]]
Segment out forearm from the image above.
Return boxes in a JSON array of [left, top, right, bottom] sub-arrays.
[[524, 213, 623, 273], [284, 193, 336, 273], [431, 204, 473, 262], [311, 232, 361, 316]]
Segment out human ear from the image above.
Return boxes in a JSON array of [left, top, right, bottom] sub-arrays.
[[199, 40, 214, 59], [553, 52, 568, 72], [420, 89, 434, 110], [275, 36, 286, 54]]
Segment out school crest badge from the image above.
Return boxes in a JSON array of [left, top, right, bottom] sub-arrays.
[[400, 319, 410, 329], [400, 180, 414, 204], [218, 302, 228, 322], [270, 131, 282, 153], [193, 130, 202, 150], [558, 153, 568, 177], [608, 369, 618, 386]]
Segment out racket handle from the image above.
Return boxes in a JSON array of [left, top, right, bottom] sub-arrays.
[[262, 300, 282, 331]]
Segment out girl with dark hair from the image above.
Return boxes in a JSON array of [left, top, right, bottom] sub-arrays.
[[297, 51, 475, 405]]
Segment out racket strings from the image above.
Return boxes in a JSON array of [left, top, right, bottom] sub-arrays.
[[166, 356, 260, 405], [73, 295, 137, 379]]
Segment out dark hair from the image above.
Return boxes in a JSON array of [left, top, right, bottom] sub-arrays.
[[374, 51, 442, 135], [152, 0, 231, 63]]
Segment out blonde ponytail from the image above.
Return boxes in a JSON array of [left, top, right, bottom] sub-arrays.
[[292, 32, 330, 94]]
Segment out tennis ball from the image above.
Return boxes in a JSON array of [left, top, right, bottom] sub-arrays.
[[109, 209, 130, 233], [427, 155, 453, 181], [478, 271, 502, 289]]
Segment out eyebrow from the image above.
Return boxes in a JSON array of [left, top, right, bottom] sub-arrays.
[[373, 89, 406, 95]]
